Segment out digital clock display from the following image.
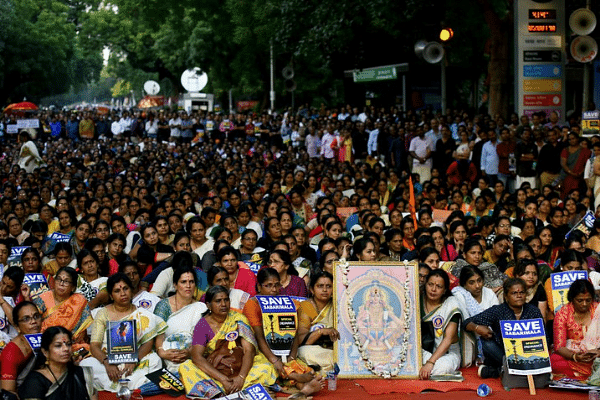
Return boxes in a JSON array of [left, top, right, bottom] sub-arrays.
[[528, 23, 557, 33], [528, 9, 557, 19]]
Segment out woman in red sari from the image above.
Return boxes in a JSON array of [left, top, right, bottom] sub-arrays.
[[560, 132, 591, 198], [552, 279, 599, 380]]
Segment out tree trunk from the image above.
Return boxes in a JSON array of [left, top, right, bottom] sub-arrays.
[[477, 0, 513, 118]]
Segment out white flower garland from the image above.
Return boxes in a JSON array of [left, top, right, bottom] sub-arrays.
[[340, 259, 412, 378]]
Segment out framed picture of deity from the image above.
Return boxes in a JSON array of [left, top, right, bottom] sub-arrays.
[[333, 261, 421, 379]]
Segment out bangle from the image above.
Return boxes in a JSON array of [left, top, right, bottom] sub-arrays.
[[239, 374, 245, 380], [474, 325, 479, 333], [426, 360, 435, 366], [573, 353, 577, 362]]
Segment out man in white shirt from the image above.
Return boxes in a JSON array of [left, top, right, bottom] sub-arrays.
[[320, 130, 335, 160], [169, 112, 181, 141], [367, 121, 380, 156], [425, 118, 441, 151], [409, 127, 433, 183], [111, 116, 123, 137]]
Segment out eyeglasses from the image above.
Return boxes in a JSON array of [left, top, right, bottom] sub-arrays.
[[509, 291, 526, 296], [261, 283, 281, 290], [56, 278, 73, 286], [19, 313, 42, 323]]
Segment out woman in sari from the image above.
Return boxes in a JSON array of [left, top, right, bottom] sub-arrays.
[[178, 285, 277, 397], [296, 270, 339, 372], [218, 246, 257, 297], [242, 268, 322, 397], [75, 249, 109, 309], [17, 131, 45, 174], [18, 326, 96, 400], [514, 258, 547, 321], [81, 273, 167, 392], [154, 264, 207, 372], [0, 301, 42, 397], [268, 250, 308, 298], [552, 279, 599, 380], [451, 266, 499, 367], [204, 266, 250, 312], [560, 132, 592, 199], [420, 269, 462, 379], [119, 261, 161, 312], [32, 267, 92, 345]]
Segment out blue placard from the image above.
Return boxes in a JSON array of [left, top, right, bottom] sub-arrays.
[[23, 273, 48, 285], [551, 270, 588, 291], [244, 384, 273, 400], [246, 261, 262, 274], [255, 296, 297, 312], [48, 232, 71, 243], [500, 318, 545, 339], [523, 64, 562, 78], [24, 334, 42, 352], [10, 246, 28, 257]]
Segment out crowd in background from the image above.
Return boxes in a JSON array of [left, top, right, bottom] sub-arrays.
[[0, 102, 598, 398]]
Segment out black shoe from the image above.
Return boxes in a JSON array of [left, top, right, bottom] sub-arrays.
[[478, 365, 500, 379]]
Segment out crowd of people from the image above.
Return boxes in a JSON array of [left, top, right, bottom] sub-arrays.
[[0, 103, 598, 399]]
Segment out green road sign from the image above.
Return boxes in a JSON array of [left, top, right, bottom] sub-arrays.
[[353, 66, 398, 83]]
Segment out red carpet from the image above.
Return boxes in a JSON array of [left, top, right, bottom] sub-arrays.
[[98, 368, 591, 399]]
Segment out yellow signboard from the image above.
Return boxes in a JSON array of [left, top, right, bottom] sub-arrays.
[[523, 79, 562, 92]]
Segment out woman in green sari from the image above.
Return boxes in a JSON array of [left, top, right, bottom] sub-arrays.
[[296, 270, 339, 372], [179, 285, 277, 397]]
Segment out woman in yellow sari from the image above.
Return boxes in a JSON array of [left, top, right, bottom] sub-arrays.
[[296, 270, 339, 372], [179, 285, 277, 397], [31, 266, 92, 344]]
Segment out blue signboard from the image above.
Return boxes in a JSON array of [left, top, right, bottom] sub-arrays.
[[523, 64, 562, 78]]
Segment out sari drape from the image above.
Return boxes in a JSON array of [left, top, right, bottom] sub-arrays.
[[179, 311, 276, 396], [32, 291, 92, 342], [297, 301, 335, 372]]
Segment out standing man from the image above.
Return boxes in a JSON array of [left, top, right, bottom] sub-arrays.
[[515, 127, 538, 190], [537, 127, 563, 187], [480, 128, 499, 185], [409, 126, 433, 183], [496, 128, 516, 193], [434, 124, 456, 180]]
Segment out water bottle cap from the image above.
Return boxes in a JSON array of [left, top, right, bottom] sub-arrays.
[[477, 383, 492, 397]]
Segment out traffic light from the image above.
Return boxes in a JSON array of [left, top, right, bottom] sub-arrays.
[[439, 28, 454, 42]]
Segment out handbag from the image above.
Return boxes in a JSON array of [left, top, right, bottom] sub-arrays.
[[206, 338, 244, 378]]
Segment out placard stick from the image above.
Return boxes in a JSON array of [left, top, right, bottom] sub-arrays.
[[527, 374, 536, 395]]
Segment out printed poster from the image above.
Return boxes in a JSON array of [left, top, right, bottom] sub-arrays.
[[23, 273, 49, 298], [7, 246, 27, 268], [216, 383, 273, 400], [24, 333, 42, 353], [146, 368, 186, 397], [334, 262, 421, 378], [106, 320, 138, 364], [48, 232, 71, 243], [551, 270, 588, 314], [256, 295, 297, 356], [565, 211, 596, 239], [500, 318, 551, 376]]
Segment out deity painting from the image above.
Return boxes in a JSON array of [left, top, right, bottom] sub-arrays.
[[335, 263, 421, 378]]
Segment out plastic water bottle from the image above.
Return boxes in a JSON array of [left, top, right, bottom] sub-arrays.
[[327, 372, 337, 391], [477, 383, 492, 397]]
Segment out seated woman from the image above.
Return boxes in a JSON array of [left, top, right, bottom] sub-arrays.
[[450, 238, 506, 295], [0, 266, 25, 339], [120, 261, 161, 312], [420, 269, 462, 379], [463, 278, 543, 378], [75, 249, 109, 309], [514, 258, 547, 321], [217, 246, 257, 297], [268, 249, 308, 298], [551, 279, 599, 380], [0, 301, 42, 397], [451, 265, 499, 367], [135, 223, 175, 275], [18, 326, 96, 400], [42, 242, 75, 277], [150, 251, 208, 300], [81, 273, 167, 392], [154, 265, 208, 372], [32, 267, 92, 345], [350, 237, 377, 262], [296, 270, 339, 373], [178, 285, 278, 397], [105, 233, 129, 276], [204, 266, 250, 312], [242, 268, 322, 397]]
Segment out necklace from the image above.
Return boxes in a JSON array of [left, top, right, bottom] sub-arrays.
[[173, 295, 193, 312], [46, 364, 65, 388], [513, 306, 524, 318]]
